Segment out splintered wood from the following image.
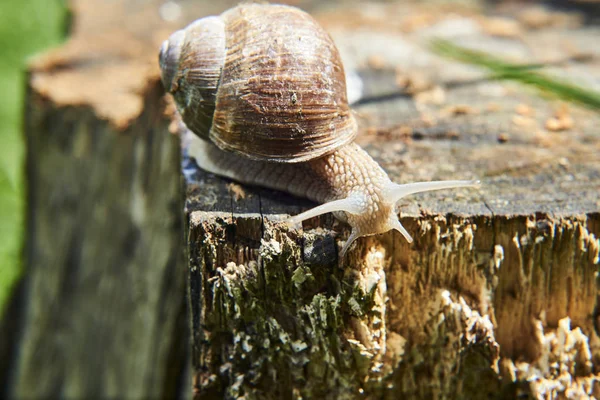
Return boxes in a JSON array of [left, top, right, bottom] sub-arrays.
[[17, 0, 596, 398], [185, 1, 600, 399]]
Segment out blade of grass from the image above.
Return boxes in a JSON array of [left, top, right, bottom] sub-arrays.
[[430, 38, 600, 110]]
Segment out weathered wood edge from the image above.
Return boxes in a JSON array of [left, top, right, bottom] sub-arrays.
[[187, 199, 599, 398], [0, 73, 189, 398]]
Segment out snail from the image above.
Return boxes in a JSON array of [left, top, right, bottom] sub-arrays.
[[159, 4, 479, 256]]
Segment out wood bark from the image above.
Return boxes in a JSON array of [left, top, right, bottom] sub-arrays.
[[184, 1, 600, 399], [0, 0, 598, 399], [0, 0, 190, 398]]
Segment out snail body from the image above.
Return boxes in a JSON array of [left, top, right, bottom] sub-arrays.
[[161, 4, 478, 256]]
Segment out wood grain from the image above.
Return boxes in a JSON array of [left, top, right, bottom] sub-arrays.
[[185, 1, 600, 398], [1, 0, 598, 398]]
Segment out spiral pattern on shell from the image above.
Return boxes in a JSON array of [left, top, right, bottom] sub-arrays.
[[159, 4, 357, 163]]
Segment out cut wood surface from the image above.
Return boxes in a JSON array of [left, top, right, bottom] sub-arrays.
[[0, 0, 598, 399], [184, 1, 600, 399]]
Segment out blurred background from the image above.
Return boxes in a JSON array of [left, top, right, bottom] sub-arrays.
[[0, 0, 68, 313]]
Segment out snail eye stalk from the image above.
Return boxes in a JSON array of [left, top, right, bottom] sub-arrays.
[[383, 180, 481, 205]]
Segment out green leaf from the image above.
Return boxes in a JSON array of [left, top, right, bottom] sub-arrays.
[[0, 0, 69, 313]]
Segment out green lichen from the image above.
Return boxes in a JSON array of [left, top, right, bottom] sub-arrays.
[[196, 227, 373, 399]]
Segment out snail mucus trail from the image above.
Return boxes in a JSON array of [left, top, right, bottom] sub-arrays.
[[159, 4, 480, 256]]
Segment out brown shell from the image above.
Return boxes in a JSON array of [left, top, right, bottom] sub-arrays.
[[160, 16, 226, 139], [161, 4, 357, 163]]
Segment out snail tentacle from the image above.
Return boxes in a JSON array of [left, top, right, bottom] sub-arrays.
[[286, 193, 367, 227], [390, 218, 413, 244], [340, 229, 360, 258], [384, 180, 481, 204]]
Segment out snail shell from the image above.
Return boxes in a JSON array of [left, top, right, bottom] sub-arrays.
[[160, 4, 357, 163]]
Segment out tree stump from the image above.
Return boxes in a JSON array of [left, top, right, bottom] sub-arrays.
[[1, 0, 598, 399], [184, 1, 600, 399], [1, 0, 190, 398]]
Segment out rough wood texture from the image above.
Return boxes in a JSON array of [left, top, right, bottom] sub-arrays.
[[0, 0, 190, 398], [184, 1, 600, 399], [0, 0, 597, 398]]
